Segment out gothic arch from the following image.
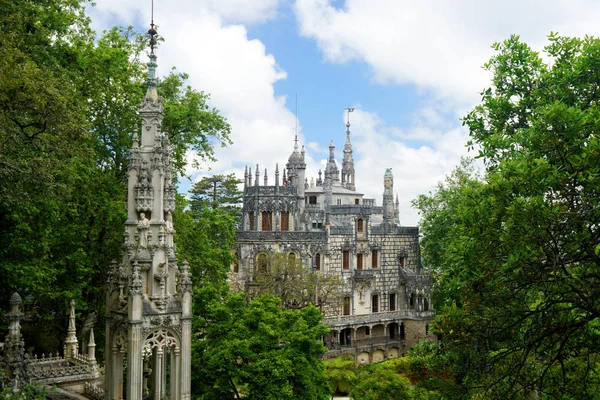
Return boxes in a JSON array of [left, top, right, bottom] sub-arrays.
[[143, 327, 181, 355]]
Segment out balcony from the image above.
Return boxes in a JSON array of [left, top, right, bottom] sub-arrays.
[[324, 309, 434, 327]]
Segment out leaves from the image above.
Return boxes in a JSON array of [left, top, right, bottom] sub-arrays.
[[417, 34, 600, 398]]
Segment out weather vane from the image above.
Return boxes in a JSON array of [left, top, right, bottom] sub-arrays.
[[148, 0, 158, 54], [345, 107, 355, 129]]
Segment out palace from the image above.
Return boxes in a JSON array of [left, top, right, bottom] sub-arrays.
[[234, 119, 434, 364]]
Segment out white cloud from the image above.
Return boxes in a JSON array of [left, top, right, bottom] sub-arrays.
[[88, 0, 301, 189], [294, 0, 600, 106], [88, 0, 282, 29]]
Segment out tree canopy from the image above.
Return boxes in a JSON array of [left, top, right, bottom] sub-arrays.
[[415, 34, 600, 398], [0, 0, 230, 352]]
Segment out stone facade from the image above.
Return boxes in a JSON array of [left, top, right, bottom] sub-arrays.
[[104, 43, 192, 399], [234, 125, 434, 363]]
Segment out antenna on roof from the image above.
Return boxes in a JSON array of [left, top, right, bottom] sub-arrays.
[[148, 0, 158, 54]]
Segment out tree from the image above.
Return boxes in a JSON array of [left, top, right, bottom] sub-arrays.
[[173, 193, 236, 289], [350, 370, 412, 400], [324, 356, 357, 395], [415, 34, 600, 398], [189, 174, 243, 220], [192, 294, 331, 400], [252, 251, 344, 311], [0, 0, 232, 356]]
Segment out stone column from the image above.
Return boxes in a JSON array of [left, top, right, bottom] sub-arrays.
[[128, 324, 144, 400], [181, 320, 192, 400], [153, 348, 163, 400], [127, 262, 144, 400], [112, 347, 123, 400], [170, 348, 180, 400]]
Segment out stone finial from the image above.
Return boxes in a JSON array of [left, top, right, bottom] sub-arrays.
[[64, 300, 79, 359], [264, 168, 268, 186], [248, 166, 253, 186], [10, 292, 22, 311], [180, 261, 193, 293], [255, 164, 259, 186]]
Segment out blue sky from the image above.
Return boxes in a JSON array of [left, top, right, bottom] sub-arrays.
[[89, 0, 600, 225]]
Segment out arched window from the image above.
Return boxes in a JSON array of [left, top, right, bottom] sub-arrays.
[[280, 211, 289, 231], [357, 218, 364, 233], [256, 253, 268, 275], [261, 211, 272, 231], [343, 297, 351, 316], [315, 253, 321, 271], [288, 253, 296, 266], [309, 196, 317, 205]]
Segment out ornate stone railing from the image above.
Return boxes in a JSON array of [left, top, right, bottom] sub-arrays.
[[325, 310, 434, 327], [370, 225, 419, 235], [330, 226, 353, 235], [237, 231, 326, 241], [27, 351, 98, 385], [244, 186, 296, 196], [85, 382, 105, 400], [328, 205, 383, 215]]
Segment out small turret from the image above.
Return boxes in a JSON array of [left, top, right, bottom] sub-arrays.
[[383, 168, 395, 226]]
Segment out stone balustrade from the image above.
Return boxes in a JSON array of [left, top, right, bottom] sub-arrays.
[[325, 309, 434, 327]]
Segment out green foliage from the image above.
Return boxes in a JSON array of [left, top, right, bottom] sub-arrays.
[[0, 383, 49, 400], [192, 293, 331, 400], [415, 34, 600, 398], [0, 0, 231, 357], [351, 369, 412, 400], [324, 356, 357, 395], [173, 194, 236, 289], [189, 174, 242, 221]]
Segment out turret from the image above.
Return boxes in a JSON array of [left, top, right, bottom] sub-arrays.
[[286, 135, 307, 213], [383, 168, 395, 226], [342, 109, 356, 191]]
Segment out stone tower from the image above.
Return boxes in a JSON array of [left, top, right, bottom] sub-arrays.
[[341, 120, 356, 191], [286, 136, 307, 213], [104, 27, 192, 400], [383, 168, 395, 226]]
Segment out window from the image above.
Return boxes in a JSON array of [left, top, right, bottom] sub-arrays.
[[410, 293, 415, 309], [342, 250, 350, 270], [309, 196, 317, 205], [248, 212, 254, 230], [400, 323, 405, 340], [256, 253, 268, 275], [356, 253, 363, 270], [261, 211, 272, 231], [426, 324, 429, 335], [424, 298, 429, 311], [280, 211, 289, 231], [336, 199, 342, 205], [357, 218, 363, 233], [343, 297, 351, 315], [315, 253, 321, 271], [372, 294, 379, 313], [365, 327, 370, 336], [355, 198, 359, 205], [371, 250, 378, 268], [399, 256, 406, 269], [389, 293, 396, 311]]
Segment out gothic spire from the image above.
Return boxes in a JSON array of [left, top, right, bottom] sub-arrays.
[[342, 107, 356, 191]]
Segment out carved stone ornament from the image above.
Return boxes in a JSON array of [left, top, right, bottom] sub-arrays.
[[135, 167, 153, 212]]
